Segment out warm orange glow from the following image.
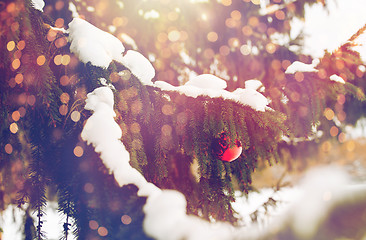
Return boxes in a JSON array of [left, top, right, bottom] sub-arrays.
[[271, 59, 281, 70], [55, 1, 64, 10], [321, 141, 331, 152], [168, 30, 180, 42], [61, 55, 71, 65], [73, 146, 84, 157], [89, 220, 99, 230], [294, 72, 304, 82], [18, 107, 26, 117], [228, 37, 240, 48], [15, 73, 23, 84], [337, 94, 346, 105], [71, 111, 81, 122], [161, 124, 172, 136], [54, 55, 62, 65], [207, 32, 218, 42], [113, 17, 124, 27], [60, 93, 70, 104], [121, 215, 132, 225], [27, 95, 36, 106], [338, 132, 346, 143], [324, 108, 335, 120], [59, 105, 68, 116], [225, 18, 237, 28], [219, 45, 230, 56], [55, 18, 64, 28], [162, 104, 174, 115], [98, 227, 108, 237], [12, 111, 20, 121], [55, 37, 68, 48], [203, 48, 214, 59], [242, 26, 253, 36], [346, 141, 356, 152], [248, 16, 259, 27], [5, 144, 13, 154], [221, 0, 232, 6], [47, 29, 57, 42], [12, 59, 20, 70], [337, 111, 346, 122], [7, 41, 15, 51], [275, 10, 285, 20], [265, 43, 276, 54], [11, 22, 19, 32], [240, 45, 251, 55], [37, 55, 46, 66], [60, 75, 70, 86], [17, 40, 26, 50], [10, 123, 19, 134], [290, 92, 300, 102], [157, 32, 168, 43], [330, 126, 339, 137], [282, 60, 291, 70], [6, 2, 16, 13], [231, 10, 241, 20]]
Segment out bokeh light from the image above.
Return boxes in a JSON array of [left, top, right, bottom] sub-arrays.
[[207, 32, 218, 42], [59, 105, 68, 116], [27, 95, 36, 106], [98, 227, 108, 237], [10, 123, 18, 134], [17, 40, 25, 50], [89, 220, 99, 230], [12, 111, 20, 121], [14, 73, 23, 84], [121, 215, 132, 225], [11, 59, 20, 70], [4, 144, 13, 154], [73, 146, 84, 157], [7, 41, 15, 51], [84, 183, 94, 193], [161, 124, 172, 136], [324, 108, 335, 121], [71, 111, 81, 122], [37, 55, 46, 66]]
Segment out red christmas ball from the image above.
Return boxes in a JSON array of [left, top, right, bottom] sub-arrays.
[[212, 132, 242, 162]]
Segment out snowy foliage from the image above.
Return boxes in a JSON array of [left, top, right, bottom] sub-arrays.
[[245, 79, 264, 91], [285, 60, 319, 74], [80, 87, 243, 240], [329, 74, 346, 84], [31, 0, 44, 12], [155, 74, 269, 112], [185, 74, 227, 90], [119, 50, 156, 85], [68, 18, 125, 68], [81, 87, 160, 197]]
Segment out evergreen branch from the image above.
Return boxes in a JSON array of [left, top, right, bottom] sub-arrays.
[[347, 23, 366, 43]]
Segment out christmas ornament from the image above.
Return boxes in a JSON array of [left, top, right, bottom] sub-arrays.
[[212, 132, 242, 162]]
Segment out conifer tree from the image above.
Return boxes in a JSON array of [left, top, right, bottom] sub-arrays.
[[1, 0, 365, 239]]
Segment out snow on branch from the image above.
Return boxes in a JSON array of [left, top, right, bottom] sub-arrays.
[[31, 0, 45, 12], [285, 59, 319, 74], [155, 75, 269, 112], [68, 18, 125, 68], [119, 50, 155, 85], [329, 74, 345, 84], [80, 86, 245, 240]]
